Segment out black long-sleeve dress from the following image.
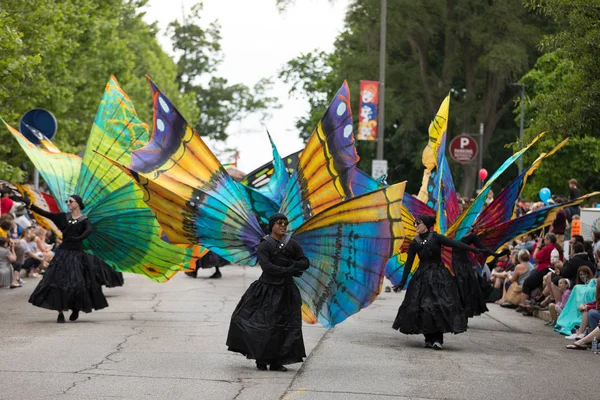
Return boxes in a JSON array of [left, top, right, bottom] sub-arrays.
[[28, 205, 108, 313], [452, 233, 489, 318], [226, 235, 310, 366], [393, 232, 482, 338]]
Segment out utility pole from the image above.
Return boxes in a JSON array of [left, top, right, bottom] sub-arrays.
[[477, 122, 484, 190], [376, 0, 386, 160], [510, 83, 525, 175]]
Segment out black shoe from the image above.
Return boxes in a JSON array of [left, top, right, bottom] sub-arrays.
[[256, 363, 267, 371], [69, 310, 79, 321], [424, 342, 433, 348], [209, 270, 222, 279], [432, 342, 443, 350], [57, 313, 65, 323], [269, 364, 287, 372]]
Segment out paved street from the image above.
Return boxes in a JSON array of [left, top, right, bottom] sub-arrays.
[[1, 266, 598, 400]]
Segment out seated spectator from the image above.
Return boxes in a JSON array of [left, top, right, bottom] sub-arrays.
[[12, 203, 31, 230], [0, 189, 14, 216], [592, 230, 600, 268], [555, 278, 596, 335], [34, 227, 54, 263], [22, 228, 48, 277], [0, 237, 19, 288], [0, 215, 12, 238], [514, 233, 535, 253], [545, 242, 594, 306], [521, 233, 562, 315], [576, 266, 594, 286], [566, 283, 600, 349], [498, 249, 535, 308], [547, 278, 572, 326]]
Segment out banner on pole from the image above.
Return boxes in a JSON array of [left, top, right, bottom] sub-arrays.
[[357, 80, 379, 141]]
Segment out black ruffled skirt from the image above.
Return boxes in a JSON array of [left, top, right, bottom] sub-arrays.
[[226, 280, 306, 365], [393, 262, 467, 335], [453, 258, 488, 318], [93, 258, 124, 288], [29, 248, 108, 313]]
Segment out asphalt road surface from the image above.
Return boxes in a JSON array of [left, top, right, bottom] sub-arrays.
[[1, 266, 598, 400]]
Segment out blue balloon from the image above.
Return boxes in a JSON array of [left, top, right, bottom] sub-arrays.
[[539, 187, 551, 204]]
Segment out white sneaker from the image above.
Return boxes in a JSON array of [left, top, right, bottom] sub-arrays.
[[565, 333, 585, 340]]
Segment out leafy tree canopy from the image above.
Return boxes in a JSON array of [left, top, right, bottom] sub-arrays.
[[280, 0, 547, 197], [0, 0, 275, 182]]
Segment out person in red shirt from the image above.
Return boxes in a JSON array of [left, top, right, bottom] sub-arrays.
[[0, 190, 14, 216], [519, 233, 562, 315]]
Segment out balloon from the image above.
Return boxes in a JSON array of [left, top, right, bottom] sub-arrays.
[[539, 187, 551, 204], [478, 168, 488, 181]]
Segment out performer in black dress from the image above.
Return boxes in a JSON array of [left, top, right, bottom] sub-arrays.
[[227, 213, 309, 371], [24, 194, 108, 323], [452, 228, 492, 318], [392, 215, 486, 350]]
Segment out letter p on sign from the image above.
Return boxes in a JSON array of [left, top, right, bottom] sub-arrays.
[[460, 137, 469, 148]]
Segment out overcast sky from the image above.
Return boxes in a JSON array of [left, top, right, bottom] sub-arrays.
[[142, 0, 349, 172]]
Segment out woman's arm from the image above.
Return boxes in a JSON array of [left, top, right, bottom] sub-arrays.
[[394, 244, 417, 291], [288, 240, 310, 271], [28, 204, 64, 227], [257, 243, 298, 278], [438, 234, 485, 253]]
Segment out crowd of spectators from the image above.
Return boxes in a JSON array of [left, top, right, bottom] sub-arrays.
[[0, 188, 59, 290], [476, 179, 600, 352]]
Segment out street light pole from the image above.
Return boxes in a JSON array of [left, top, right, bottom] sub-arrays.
[[511, 83, 525, 175], [376, 0, 386, 160]]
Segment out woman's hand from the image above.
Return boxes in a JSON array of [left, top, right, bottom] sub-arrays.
[[579, 304, 587, 312]]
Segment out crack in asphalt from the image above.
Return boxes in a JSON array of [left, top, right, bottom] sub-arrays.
[[279, 328, 333, 400]]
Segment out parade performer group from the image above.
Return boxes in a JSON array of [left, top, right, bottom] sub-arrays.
[[3, 74, 599, 369]]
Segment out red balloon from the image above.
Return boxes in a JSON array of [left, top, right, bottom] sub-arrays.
[[478, 168, 488, 181]]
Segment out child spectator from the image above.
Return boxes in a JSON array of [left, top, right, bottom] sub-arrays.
[[547, 278, 571, 326]]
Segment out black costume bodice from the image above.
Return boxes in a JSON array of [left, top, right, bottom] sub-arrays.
[[257, 236, 309, 286], [30, 205, 93, 251], [398, 232, 482, 287]]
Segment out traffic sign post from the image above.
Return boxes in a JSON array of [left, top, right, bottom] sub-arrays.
[[449, 135, 478, 164], [372, 159, 388, 179]]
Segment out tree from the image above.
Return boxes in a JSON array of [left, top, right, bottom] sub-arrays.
[[522, 0, 600, 139], [168, 3, 278, 141], [0, 0, 276, 183], [279, 0, 548, 196]]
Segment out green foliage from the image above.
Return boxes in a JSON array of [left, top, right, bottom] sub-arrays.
[[168, 3, 278, 141], [521, 136, 600, 203], [0, 0, 191, 182], [522, 0, 600, 138], [280, 0, 546, 196], [0, 0, 274, 183]]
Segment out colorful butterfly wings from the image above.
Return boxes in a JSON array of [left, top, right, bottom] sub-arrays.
[[102, 77, 264, 265], [280, 81, 359, 233], [474, 139, 569, 231], [3, 123, 81, 212], [448, 132, 546, 240], [5, 77, 205, 282], [477, 193, 600, 260], [294, 181, 407, 327]]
